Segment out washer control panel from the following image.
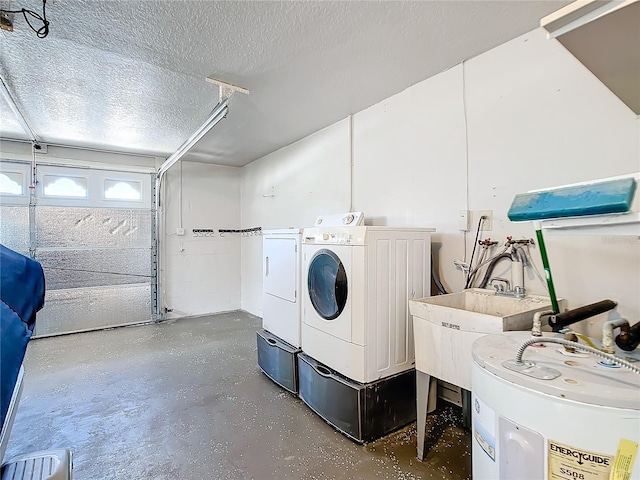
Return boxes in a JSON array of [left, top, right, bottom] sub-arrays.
[[303, 226, 366, 245], [313, 212, 364, 227]]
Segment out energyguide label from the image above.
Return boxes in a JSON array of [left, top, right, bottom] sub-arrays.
[[548, 440, 613, 480]]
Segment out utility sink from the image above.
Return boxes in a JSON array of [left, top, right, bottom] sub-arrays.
[[410, 288, 565, 461], [409, 288, 564, 390]]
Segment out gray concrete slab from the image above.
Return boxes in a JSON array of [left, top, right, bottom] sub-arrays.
[[4, 311, 471, 479]]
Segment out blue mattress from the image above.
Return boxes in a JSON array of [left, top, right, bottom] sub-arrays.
[[1, 245, 45, 427]]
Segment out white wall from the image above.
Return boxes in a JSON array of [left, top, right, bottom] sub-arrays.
[[240, 119, 351, 316], [464, 29, 639, 335], [240, 28, 640, 332], [352, 63, 468, 291], [162, 161, 242, 317]]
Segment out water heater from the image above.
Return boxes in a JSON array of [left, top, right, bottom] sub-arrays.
[[472, 331, 639, 480]]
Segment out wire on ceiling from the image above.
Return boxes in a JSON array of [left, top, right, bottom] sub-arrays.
[[1, 0, 49, 38]]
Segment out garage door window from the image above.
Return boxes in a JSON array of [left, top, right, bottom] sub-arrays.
[[104, 179, 142, 201], [0, 172, 24, 195], [43, 175, 88, 198]]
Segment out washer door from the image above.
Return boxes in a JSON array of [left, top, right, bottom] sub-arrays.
[[307, 249, 348, 321]]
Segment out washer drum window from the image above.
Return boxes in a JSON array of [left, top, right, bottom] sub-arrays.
[[307, 249, 348, 320]]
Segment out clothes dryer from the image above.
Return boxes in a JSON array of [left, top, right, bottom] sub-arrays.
[[257, 228, 303, 393]]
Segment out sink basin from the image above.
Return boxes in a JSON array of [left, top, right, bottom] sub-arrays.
[[409, 288, 564, 390], [409, 288, 561, 334]]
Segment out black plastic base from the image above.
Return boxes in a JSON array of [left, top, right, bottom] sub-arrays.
[[256, 330, 300, 394], [297, 352, 416, 444]]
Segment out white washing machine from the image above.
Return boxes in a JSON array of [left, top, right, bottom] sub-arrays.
[[257, 228, 303, 394], [298, 212, 435, 442], [301, 220, 434, 383], [472, 331, 640, 480]]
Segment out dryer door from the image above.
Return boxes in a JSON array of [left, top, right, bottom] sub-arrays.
[[304, 246, 352, 341], [264, 236, 298, 302]]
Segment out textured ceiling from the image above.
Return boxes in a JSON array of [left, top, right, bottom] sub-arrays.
[[0, 0, 570, 167]]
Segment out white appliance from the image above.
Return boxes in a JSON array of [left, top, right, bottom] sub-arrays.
[[472, 331, 640, 480], [297, 212, 435, 443], [262, 228, 303, 348], [301, 219, 434, 383], [257, 228, 303, 393]]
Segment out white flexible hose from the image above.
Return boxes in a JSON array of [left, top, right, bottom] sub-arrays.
[[514, 337, 640, 374]]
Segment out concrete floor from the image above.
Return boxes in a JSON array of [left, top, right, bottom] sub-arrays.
[[4, 311, 471, 479]]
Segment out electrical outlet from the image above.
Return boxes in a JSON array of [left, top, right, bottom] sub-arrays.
[[458, 210, 470, 231], [479, 210, 493, 231]]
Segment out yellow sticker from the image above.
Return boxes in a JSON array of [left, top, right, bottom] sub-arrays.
[[549, 440, 614, 480], [609, 439, 638, 480]]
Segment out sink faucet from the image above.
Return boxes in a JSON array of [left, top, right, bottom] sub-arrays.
[[489, 277, 526, 298], [490, 277, 511, 293]]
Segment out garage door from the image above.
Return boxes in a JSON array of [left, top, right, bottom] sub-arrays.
[[0, 161, 155, 336]]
